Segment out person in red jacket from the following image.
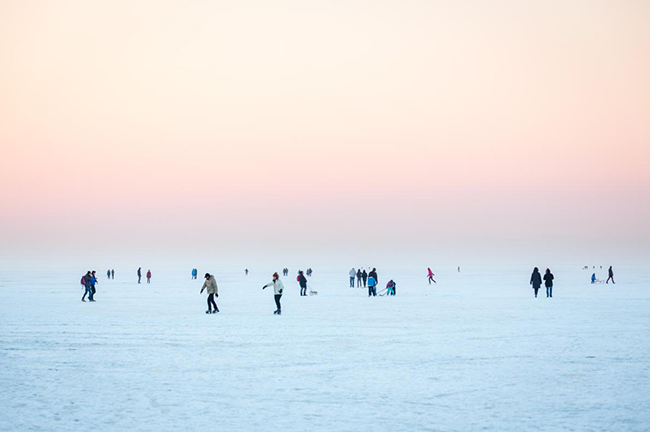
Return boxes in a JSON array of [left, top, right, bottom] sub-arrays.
[[146, 270, 152, 284]]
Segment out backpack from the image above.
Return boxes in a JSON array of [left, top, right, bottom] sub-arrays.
[[80, 276, 86, 285]]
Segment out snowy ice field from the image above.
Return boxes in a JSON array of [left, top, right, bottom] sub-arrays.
[[1, 265, 649, 431]]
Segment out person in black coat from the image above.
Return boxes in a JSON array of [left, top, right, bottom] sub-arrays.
[[530, 267, 542, 298], [297, 271, 308, 296], [543, 268, 554, 298], [361, 270, 368, 287], [369, 268, 378, 285], [606, 266, 615, 284]]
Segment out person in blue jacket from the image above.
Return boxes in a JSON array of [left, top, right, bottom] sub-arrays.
[[367, 275, 377, 297], [591, 273, 596, 284]]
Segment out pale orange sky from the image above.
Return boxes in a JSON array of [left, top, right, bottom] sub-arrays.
[[1, 1, 649, 264]]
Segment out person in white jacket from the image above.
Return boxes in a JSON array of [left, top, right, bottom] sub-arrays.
[[262, 272, 284, 315], [200, 273, 219, 314], [349, 268, 356, 288]]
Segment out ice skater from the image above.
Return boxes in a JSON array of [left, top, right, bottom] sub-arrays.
[[200, 273, 219, 314], [262, 272, 284, 315], [606, 266, 615, 284], [544, 268, 554, 298], [137, 267, 142, 284], [386, 280, 396, 296], [530, 267, 542, 298], [427, 268, 436, 284], [146, 270, 152, 284], [245, 269, 249, 275], [298, 270, 308, 296]]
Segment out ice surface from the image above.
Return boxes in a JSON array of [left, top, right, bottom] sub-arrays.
[[1, 265, 649, 431]]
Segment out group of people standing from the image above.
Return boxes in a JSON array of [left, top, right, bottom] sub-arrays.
[[106, 269, 115, 279], [351, 268, 369, 287]]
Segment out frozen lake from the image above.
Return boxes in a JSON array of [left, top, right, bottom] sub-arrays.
[[1, 265, 649, 431]]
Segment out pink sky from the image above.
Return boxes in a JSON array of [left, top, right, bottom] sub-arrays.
[[1, 1, 649, 264]]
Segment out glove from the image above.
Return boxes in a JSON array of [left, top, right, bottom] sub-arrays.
[[216, 294, 219, 297], [279, 289, 283, 294], [262, 286, 265, 289]]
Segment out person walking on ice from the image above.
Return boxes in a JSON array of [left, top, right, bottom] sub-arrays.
[[262, 272, 284, 315], [146, 270, 152, 284], [530, 267, 542, 298], [544, 268, 554, 298], [427, 268, 436, 284], [606, 266, 615, 284], [81, 271, 93, 302], [297, 270, 308, 296], [137, 267, 142, 284], [200, 273, 219, 314]]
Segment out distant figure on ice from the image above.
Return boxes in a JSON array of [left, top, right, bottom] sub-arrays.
[[262, 272, 284, 315], [137, 267, 142, 284], [591, 273, 596, 284], [111, 269, 114, 279], [349, 268, 356, 287], [146, 270, 152, 284], [107, 269, 111, 279], [367, 274, 377, 297], [606, 266, 615, 284], [530, 267, 542, 298], [386, 280, 396, 296], [356, 269, 362, 287], [200, 273, 219, 314], [81, 271, 93, 302], [191, 268, 197, 280], [458, 266, 461, 272], [245, 268, 249, 275], [544, 268, 554, 298], [362, 269, 368, 287], [298, 270, 308, 296], [427, 268, 436, 284]]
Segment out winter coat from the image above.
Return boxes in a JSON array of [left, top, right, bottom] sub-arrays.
[[298, 274, 308, 288], [369, 270, 378, 282], [91, 276, 97, 286], [201, 275, 218, 294], [356, 270, 362, 279], [530, 271, 542, 289], [264, 278, 285, 295], [544, 272, 554, 287], [137, 268, 142, 276], [368, 276, 377, 287], [146, 271, 151, 278], [361, 271, 367, 280], [349, 268, 356, 277], [608, 268, 614, 277]]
